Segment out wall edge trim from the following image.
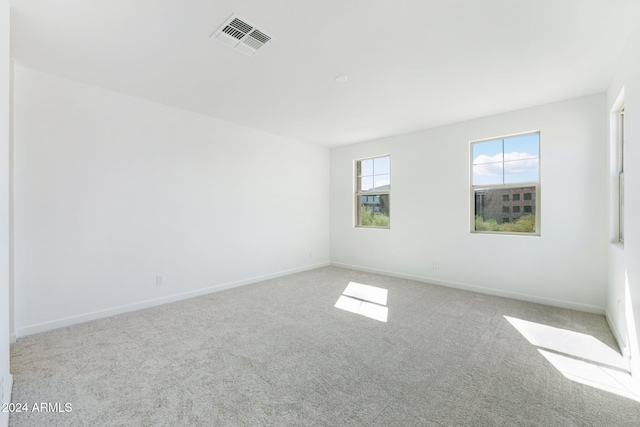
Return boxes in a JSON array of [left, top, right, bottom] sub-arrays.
[[1, 374, 13, 427], [606, 309, 629, 358]]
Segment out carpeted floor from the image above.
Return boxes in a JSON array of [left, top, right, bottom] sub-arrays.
[[9, 267, 640, 426]]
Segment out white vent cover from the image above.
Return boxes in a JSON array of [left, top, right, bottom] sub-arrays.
[[211, 14, 274, 56]]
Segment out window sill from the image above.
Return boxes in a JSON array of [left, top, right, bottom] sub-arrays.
[[471, 230, 540, 237]]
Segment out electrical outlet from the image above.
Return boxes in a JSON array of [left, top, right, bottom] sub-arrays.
[[155, 275, 164, 286], [433, 262, 439, 270]]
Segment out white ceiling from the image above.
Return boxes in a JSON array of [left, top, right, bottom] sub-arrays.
[[10, 0, 640, 147]]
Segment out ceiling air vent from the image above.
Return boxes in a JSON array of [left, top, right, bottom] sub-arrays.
[[211, 14, 274, 56]]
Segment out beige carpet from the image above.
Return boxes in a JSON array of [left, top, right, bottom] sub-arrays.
[[9, 267, 640, 426]]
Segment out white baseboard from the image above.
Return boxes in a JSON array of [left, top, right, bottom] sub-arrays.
[[607, 311, 640, 388], [16, 262, 330, 338], [1, 374, 13, 427], [606, 310, 629, 359], [331, 262, 606, 315]]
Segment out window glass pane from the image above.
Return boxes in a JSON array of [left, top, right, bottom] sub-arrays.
[[360, 159, 373, 177], [504, 158, 539, 183], [358, 194, 390, 227], [504, 133, 539, 159], [620, 109, 625, 173], [473, 164, 502, 185], [474, 186, 536, 233], [472, 133, 538, 234], [373, 156, 390, 175], [373, 174, 390, 189], [359, 176, 374, 191], [473, 139, 503, 165]]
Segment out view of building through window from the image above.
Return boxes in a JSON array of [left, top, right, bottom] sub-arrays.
[[472, 133, 540, 234], [475, 186, 537, 231], [356, 155, 390, 228]]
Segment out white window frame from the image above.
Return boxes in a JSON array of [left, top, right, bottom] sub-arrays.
[[610, 88, 625, 245], [355, 155, 390, 229], [470, 131, 541, 236]]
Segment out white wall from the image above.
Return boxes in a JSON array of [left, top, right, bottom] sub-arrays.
[[12, 64, 330, 337], [0, 0, 10, 425], [331, 94, 608, 313], [607, 13, 640, 378]]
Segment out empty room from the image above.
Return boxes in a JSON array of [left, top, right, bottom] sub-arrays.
[[2, 0, 640, 426]]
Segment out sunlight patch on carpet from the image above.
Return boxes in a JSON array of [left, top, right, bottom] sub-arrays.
[[505, 316, 640, 402], [335, 282, 388, 322]]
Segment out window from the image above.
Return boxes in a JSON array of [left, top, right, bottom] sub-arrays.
[[356, 155, 390, 228], [471, 132, 540, 234], [619, 107, 625, 243], [611, 91, 625, 244]]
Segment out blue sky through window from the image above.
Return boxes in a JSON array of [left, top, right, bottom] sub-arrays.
[[473, 133, 539, 185], [359, 155, 390, 191]]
